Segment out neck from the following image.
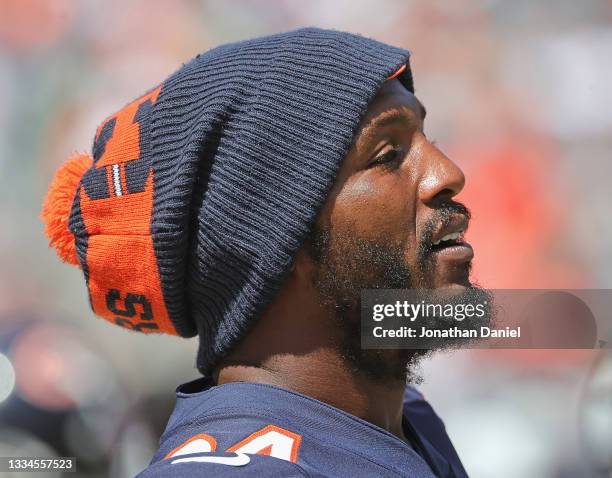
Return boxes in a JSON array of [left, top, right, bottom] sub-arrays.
[[215, 345, 408, 442], [214, 266, 410, 443]]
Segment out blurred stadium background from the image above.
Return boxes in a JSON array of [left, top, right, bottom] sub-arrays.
[[0, 0, 611, 476]]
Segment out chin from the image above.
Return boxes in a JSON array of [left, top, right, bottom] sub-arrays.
[[431, 261, 473, 289], [440, 281, 471, 290]]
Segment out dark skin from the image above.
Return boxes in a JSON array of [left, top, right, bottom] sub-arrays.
[[214, 79, 470, 445]]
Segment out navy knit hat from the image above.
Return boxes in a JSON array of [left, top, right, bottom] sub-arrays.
[[42, 27, 413, 375]]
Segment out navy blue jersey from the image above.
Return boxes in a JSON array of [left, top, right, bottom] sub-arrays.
[[137, 378, 468, 477]]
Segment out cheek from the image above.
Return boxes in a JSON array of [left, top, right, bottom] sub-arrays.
[[328, 174, 416, 241]]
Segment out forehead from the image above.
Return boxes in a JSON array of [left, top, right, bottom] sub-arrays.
[[357, 79, 425, 135]]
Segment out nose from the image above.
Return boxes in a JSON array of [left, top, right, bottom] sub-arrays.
[[417, 142, 465, 205]]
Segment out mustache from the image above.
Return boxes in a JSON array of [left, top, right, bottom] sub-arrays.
[[418, 201, 471, 258]]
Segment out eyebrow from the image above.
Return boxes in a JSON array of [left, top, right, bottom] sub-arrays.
[[358, 102, 427, 147], [366, 102, 427, 131]]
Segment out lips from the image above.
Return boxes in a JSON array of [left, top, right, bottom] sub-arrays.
[[429, 214, 473, 263], [430, 214, 469, 249], [431, 231, 463, 248]]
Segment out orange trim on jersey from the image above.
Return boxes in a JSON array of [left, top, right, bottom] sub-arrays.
[[386, 63, 406, 81], [257, 445, 273, 456], [95, 86, 161, 168], [165, 434, 218, 459], [79, 170, 177, 335], [226, 424, 302, 464]]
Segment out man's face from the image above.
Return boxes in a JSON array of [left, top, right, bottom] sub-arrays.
[[305, 78, 487, 381], [311, 78, 474, 291]]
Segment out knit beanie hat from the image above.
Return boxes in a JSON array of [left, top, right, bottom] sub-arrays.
[[42, 27, 413, 375]]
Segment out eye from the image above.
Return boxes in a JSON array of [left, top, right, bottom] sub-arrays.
[[369, 145, 405, 170]]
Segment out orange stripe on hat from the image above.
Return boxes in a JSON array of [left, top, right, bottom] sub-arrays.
[[78, 170, 177, 335], [96, 86, 161, 168], [74, 85, 177, 335], [386, 63, 406, 81]]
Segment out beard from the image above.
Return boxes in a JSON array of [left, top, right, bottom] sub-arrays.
[[306, 201, 492, 384]]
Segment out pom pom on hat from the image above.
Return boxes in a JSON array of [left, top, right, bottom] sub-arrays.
[[41, 153, 92, 266]]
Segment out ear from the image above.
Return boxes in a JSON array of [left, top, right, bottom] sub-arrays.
[[288, 243, 316, 285]]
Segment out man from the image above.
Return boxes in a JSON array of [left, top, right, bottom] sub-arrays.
[[43, 28, 475, 476]]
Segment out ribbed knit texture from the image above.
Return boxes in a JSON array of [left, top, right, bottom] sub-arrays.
[[148, 28, 412, 374], [44, 27, 412, 375]]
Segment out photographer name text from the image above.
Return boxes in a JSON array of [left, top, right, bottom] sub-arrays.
[[372, 326, 521, 338]]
